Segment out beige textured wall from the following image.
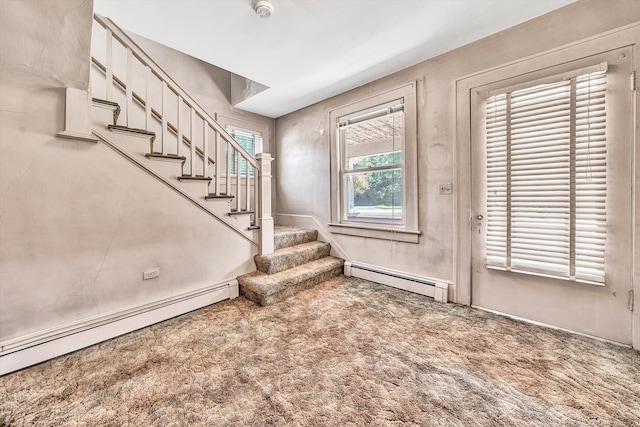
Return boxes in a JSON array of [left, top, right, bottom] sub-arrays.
[[0, 0, 93, 93], [128, 33, 275, 143], [0, 0, 257, 342], [275, 0, 640, 295]]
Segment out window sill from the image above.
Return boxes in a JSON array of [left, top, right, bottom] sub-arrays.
[[328, 223, 421, 243]]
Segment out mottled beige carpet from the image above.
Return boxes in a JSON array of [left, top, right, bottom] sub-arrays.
[[1, 276, 639, 426]]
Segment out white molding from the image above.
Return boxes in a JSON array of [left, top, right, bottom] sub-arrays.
[[0, 280, 238, 376], [328, 222, 420, 243]]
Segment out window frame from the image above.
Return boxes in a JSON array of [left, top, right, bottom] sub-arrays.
[[329, 83, 420, 243]]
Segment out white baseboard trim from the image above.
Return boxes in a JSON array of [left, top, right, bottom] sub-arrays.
[[472, 305, 632, 349], [0, 280, 239, 376], [345, 261, 451, 301]]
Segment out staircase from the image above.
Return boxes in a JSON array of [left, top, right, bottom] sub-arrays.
[[238, 226, 344, 306], [86, 14, 339, 303], [87, 13, 274, 251]]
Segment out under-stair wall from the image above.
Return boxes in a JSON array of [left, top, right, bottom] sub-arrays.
[[0, 0, 271, 375]]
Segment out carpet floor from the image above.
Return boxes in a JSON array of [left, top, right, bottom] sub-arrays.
[[1, 276, 639, 426]]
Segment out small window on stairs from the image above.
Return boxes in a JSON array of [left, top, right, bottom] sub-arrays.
[[226, 127, 263, 177]]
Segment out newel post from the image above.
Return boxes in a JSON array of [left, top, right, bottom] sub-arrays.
[[256, 153, 274, 255]]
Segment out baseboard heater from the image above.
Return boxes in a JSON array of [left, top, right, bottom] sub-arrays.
[[0, 280, 239, 376], [344, 262, 448, 302]]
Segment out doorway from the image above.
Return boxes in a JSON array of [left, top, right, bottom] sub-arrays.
[[469, 47, 633, 344]]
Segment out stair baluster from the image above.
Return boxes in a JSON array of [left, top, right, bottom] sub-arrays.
[[161, 82, 169, 155]]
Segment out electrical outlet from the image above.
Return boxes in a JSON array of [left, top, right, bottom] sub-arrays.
[[439, 183, 453, 195], [143, 269, 160, 280]]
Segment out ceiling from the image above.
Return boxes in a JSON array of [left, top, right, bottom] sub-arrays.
[[93, 0, 575, 118]]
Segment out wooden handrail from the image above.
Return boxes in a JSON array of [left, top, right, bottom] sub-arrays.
[[92, 57, 217, 166], [93, 13, 259, 170]]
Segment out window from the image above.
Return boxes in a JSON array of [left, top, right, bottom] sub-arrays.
[[340, 102, 404, 224], [329, 83, 420, 243], [227, 127, 263, 177], [216, 115, 269, 180], [485, 63, 607, 284]]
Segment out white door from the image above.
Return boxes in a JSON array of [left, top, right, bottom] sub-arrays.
[[470, 47, 634, 344]]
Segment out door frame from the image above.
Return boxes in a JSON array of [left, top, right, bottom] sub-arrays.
[[454, 23, 640, 347]]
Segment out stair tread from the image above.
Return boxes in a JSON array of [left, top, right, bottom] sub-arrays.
[[205, 194, 234, 200], [260, 240, 330, 260], [238, 256, 343, 297], [107, 124, 154, 135], [145, 152, 186, 161], [229, 210, 254, 216], [274, 225, 312, 235], [274, 226, 318, 250], [255, 241, 331, 274], [178, 175, 212, 181]]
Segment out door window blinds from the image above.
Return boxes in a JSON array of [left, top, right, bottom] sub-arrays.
[[485, 66, 607, 284]]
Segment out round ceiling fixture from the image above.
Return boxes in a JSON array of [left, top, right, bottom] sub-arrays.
[[254, 0, 273, 18]]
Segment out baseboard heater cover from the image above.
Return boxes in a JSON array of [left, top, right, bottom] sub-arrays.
[[0, 280, 239, 376], [344, 262, 449, 302]]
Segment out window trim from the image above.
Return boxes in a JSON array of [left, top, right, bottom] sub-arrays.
[[328, 83, 420, 242]]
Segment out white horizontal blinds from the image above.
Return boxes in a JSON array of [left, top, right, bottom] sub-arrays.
[[510, 79, 572, 277], [575, 71, 607, 283], [227, 128, 262, 177], [485, 68, 607, 284], [485, 94, 508, 268]]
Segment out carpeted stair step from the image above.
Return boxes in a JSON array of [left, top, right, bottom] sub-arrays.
[[238, 256, 344, 306], [254, 241, 331, 274], [274, 226, 318, 250]]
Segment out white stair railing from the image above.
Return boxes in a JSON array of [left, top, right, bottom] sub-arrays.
[[90, 14, 273, 254]]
